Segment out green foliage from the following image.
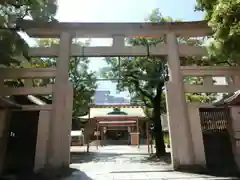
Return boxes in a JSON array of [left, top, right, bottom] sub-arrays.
[[152, 135, 170, 145], [0, 0, 96, 128], [69, 56, 97, 118], [101, 8, 217, 112], [101, 10, 178, 156], [0, 0, 57, 24], [184, 77, 217, 103], [35, 39, 97, 118], [164, 134, 170, 145], [0, 0, 57, 66], [5, 38, 97, 121], [196, 0, 240, 64], [101, 9, 218, 156], [107, 108, 128, 115]]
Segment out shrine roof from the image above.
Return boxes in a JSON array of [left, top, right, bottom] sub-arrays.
[[213, 90, 240, 106], [78, 106, 146, 119]]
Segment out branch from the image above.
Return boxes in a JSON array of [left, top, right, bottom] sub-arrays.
[[152, 82, 163, 104], [126, 74, 154, 101], [217, 60, 234, 66], [141, 96, 152, 108], [20, 8, 31, 19]]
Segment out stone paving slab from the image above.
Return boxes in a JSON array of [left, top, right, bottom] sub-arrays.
[[64, 145, 237, 180]]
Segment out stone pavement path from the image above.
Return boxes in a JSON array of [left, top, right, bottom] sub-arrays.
[[64, 145, 235, 180]]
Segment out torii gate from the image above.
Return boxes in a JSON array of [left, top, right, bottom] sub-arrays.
[[17, 20, 211, 169]]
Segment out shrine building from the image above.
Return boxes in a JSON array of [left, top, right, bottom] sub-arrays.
[[78, 105, 150, 146]]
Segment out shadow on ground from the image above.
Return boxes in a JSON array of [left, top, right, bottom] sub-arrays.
[[140, 152, 172, 164], [139, 152, 239, 178], [0, 167, 93, 180], [176, 166, 240, 179], [70, 151, 239, 179], [71, 152, 151, 164], [70, 151, 172, 172]]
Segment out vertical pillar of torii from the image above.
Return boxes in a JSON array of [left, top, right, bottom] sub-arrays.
[[165, 32, 195, 168], [61, 82, 74, 166], [47, 32, 72, 167]]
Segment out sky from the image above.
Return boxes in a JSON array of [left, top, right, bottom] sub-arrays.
[[26, 0, 205, 99]]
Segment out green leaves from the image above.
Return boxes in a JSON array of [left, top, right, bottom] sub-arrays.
[[1, 1, 97, 125], [69, 56, 97, 118], [196, 0, 240, 64], [35, 39, 97, 118], [101, 9, 218, 114], [0, 0, 58, 67], [0, 30, 29, 65]]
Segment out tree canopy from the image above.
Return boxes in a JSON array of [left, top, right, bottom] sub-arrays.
[[34, 39, 97, 120], [101, 9, 218, 157], [0, 0, 57, 65], [195, 0, 240, 64], [101, 10, 171, 156], [1, 1, 97, 130], [2, 37, 97, 129]]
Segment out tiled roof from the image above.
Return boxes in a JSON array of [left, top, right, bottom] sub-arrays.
[[214, 90, 240, 106], [90, 105, 144, 108], [78, 107, 146, 119]]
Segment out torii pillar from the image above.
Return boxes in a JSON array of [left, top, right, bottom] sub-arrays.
[[165, 32, 195, 169], [47, 32, 72, 167]]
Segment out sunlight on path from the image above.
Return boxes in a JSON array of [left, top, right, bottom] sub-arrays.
[[64, 145, 235, 180]]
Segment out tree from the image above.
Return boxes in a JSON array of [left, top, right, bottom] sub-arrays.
[[3, 37, 97, 131], [102, 52, 167, 157], [101, 10, 171, 157], [5, 38, 97, 129], [34, 39, 97, 128], [101, 9, 217, 157], [1, 1, 97, 131], [184, 77, 217, 103], [0, 0, 57, 66], [195, 0, 240, 65]]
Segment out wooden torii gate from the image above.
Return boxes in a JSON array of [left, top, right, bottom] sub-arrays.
[[17, 20, 211, 169]]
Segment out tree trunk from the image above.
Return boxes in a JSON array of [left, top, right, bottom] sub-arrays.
[[152, 88, 166, 157], [153, 114, 166, 157]]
